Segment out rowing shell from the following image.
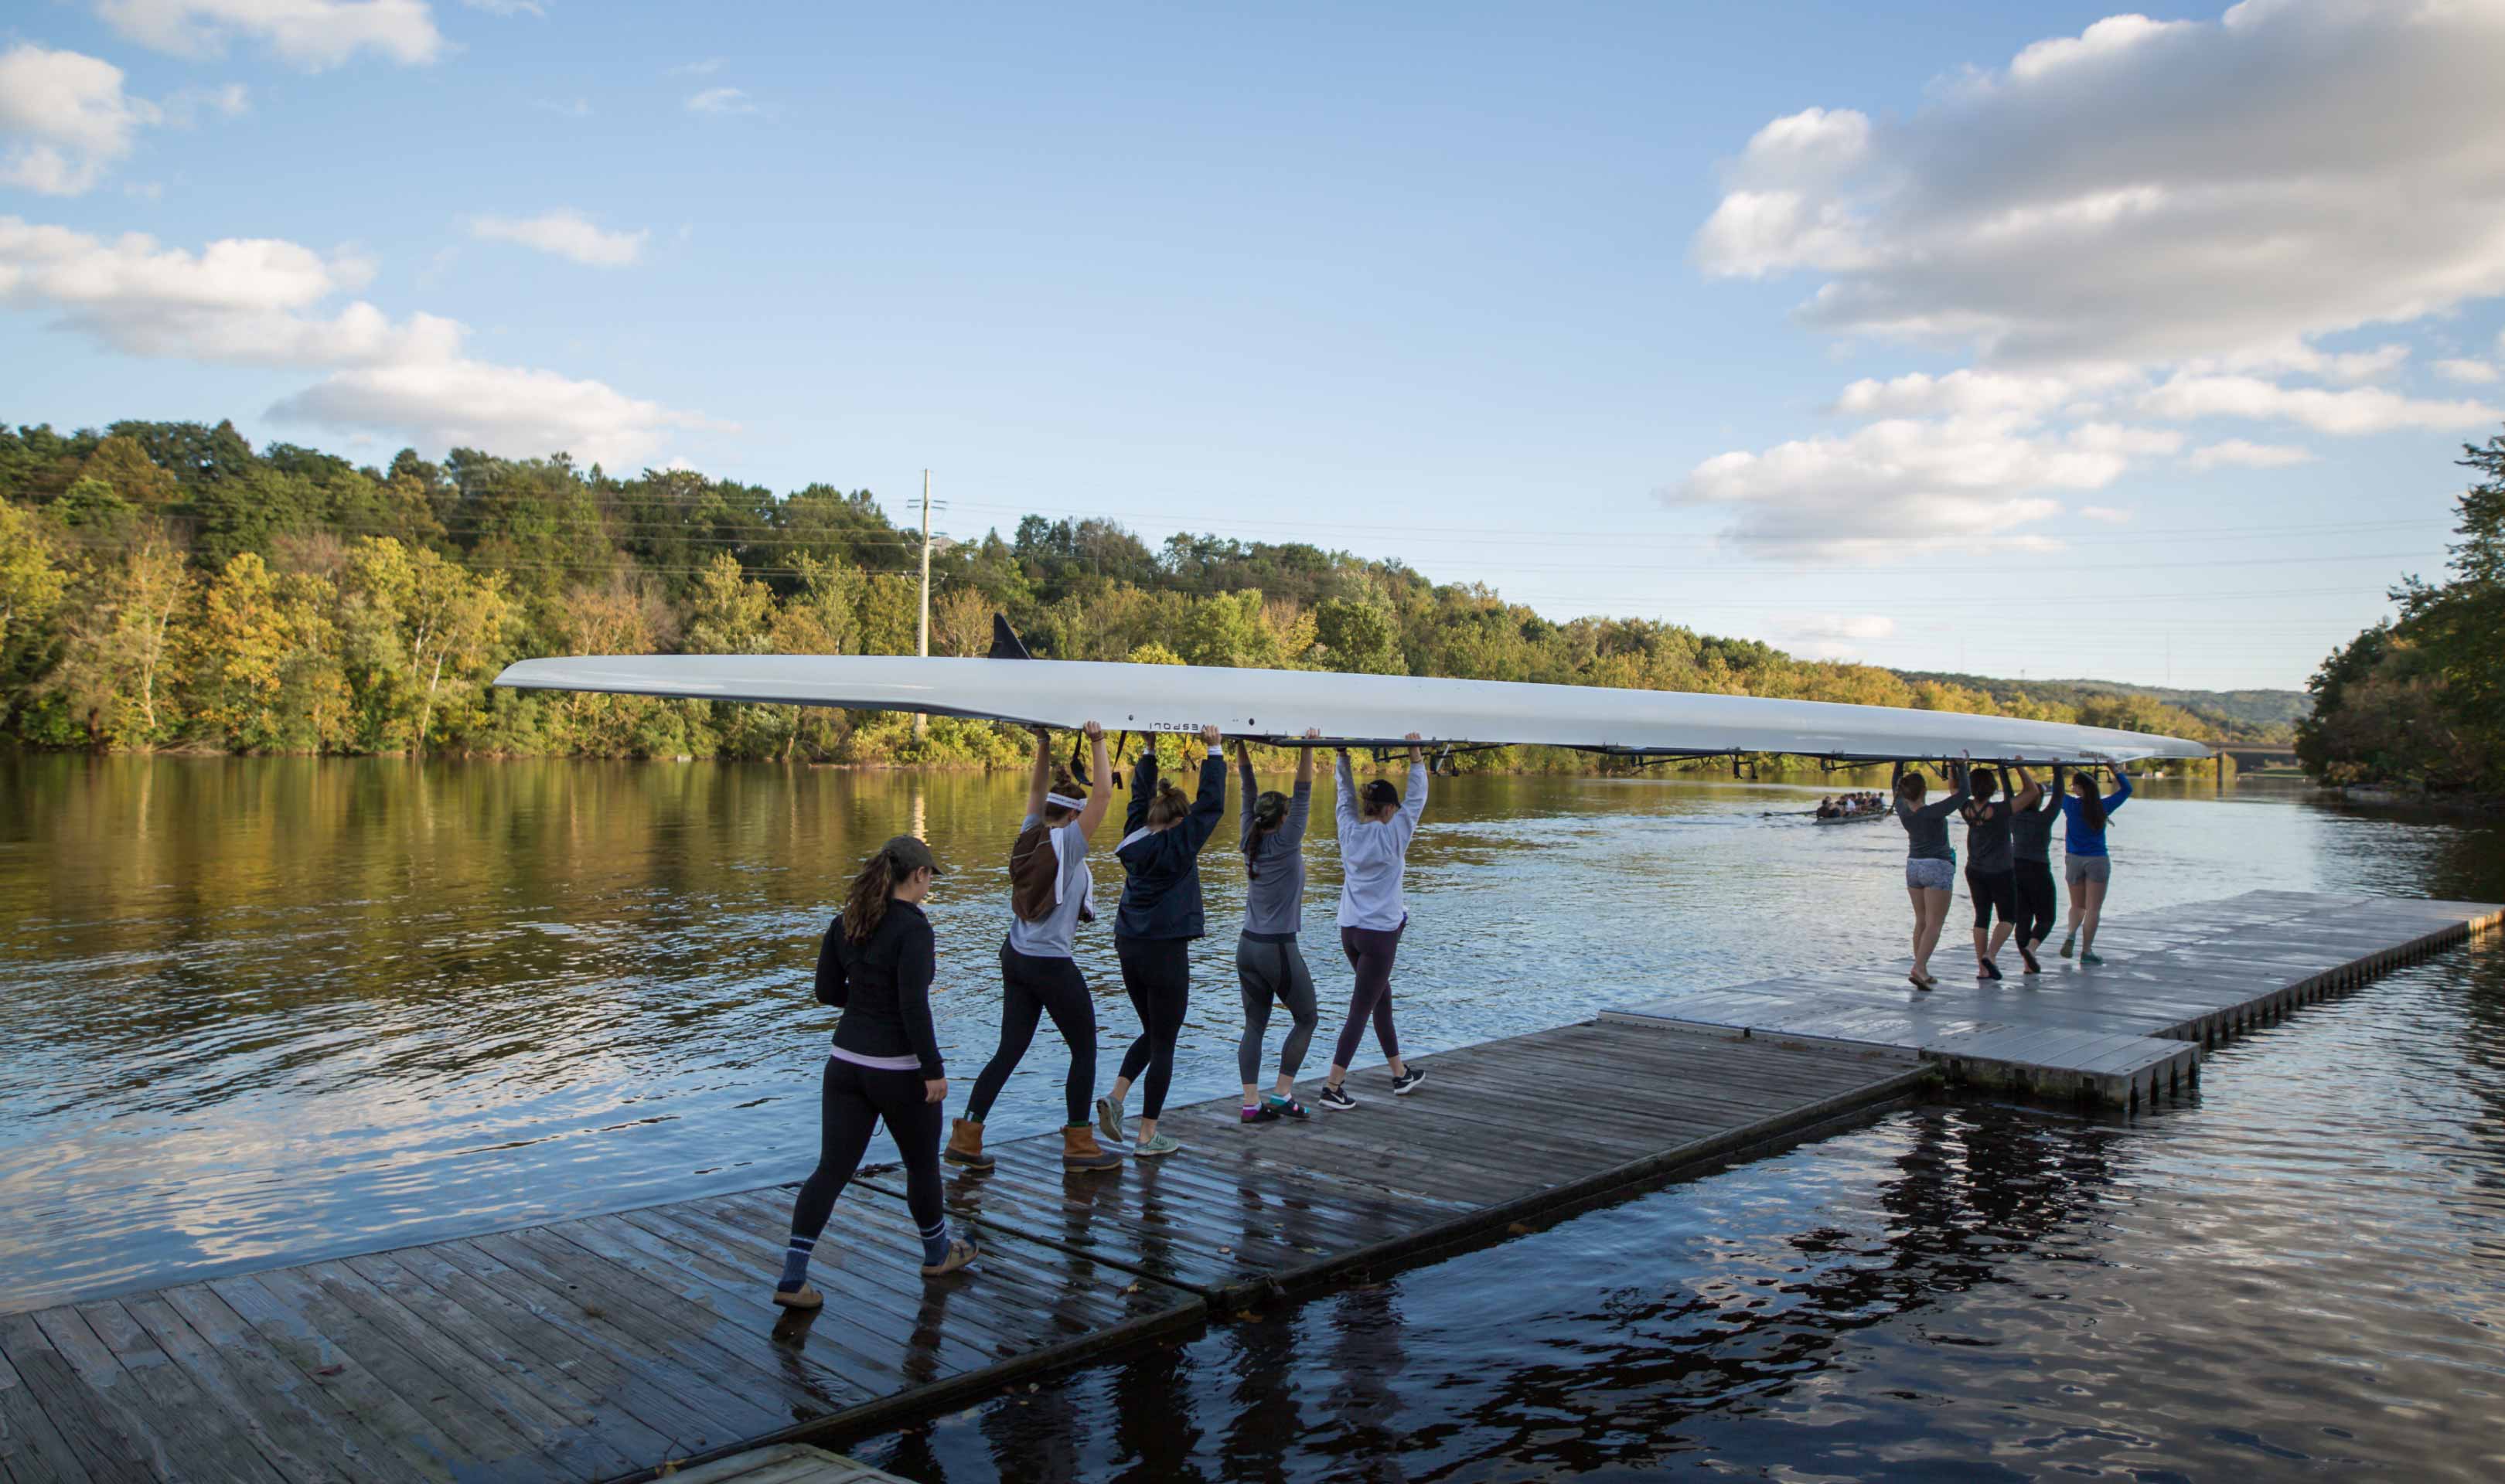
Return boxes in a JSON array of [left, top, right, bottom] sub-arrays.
[[1811, 811, 1893, 825], [492, 654, 2210, 765]]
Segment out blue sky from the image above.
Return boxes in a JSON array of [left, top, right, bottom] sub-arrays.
[[5, 1, 2502, 690]]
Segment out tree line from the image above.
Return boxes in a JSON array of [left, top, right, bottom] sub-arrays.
[[2297, 430, 2505, 797], [0, 418, 2227, 769]]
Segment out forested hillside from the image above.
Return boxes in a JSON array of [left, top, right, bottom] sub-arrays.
[[1894, 674, 2302, 743], [2298, 431, 2505, 797], [0, 419, 2227, 768]]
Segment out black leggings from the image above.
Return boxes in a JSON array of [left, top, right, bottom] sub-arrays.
[[1967, 867, 2018, 931], [1334, 921, 1405, 1070], [1235, 934, 1319, 1084], [1115, 935, 1191, 1120], [968, 944, 1098, 1127], [2014, 860, 2058, 946], [787, 1057, 942, 1247]]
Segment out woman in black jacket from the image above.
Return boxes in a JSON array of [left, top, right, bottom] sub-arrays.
[[1095, 723, 1226, 1159], [773, 835, 979, 1310]]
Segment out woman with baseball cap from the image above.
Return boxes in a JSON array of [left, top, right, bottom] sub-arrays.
[[773, 834, 978, 1309]]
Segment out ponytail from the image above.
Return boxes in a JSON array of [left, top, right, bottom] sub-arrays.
[[2074, 774, 2108, 832], [1146, 778, 1191, 829], [1044, 764, 1089, 822], [1244, 788, 1290, 879], [843, 849, 897, 946]]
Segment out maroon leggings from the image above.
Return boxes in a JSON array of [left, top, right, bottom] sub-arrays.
[[1333, 920, 1406, 1070]]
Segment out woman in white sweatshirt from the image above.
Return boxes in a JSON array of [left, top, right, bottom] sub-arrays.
[[1317, 733, 1427, 1111]]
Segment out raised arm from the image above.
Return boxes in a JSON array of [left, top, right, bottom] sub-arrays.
[[1025, 728, 1051, 819], [2013, 763, 2042, 813], [1124, 745, 1157, 835], [2105, 768, 2133, 813], [1283, 729, 1318, 846], [1235, 740, 1257, 837], [1178, 723, 1227, 853], [1334, 748, 1359, 831], [1917, 759, 1972, 821], [1076, 722, 1113, 838], [1296, 730, 1317, 789], [2049, 764, 2067, 814], [1396, 732, 1428, 841]]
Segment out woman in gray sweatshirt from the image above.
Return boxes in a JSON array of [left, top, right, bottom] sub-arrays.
[[1234, 733, 1321, 1123], [1893, 754, 1972, 991]]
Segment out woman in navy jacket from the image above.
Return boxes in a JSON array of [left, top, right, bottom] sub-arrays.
[[1095, 723, 1226, 1159]]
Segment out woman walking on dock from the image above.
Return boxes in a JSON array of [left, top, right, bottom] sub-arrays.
[[1318, 734, 1429, 1111], [2060, 766, 2133, 965], [1096, 723, 1228, 1159], [1961, 765, 2038, 980], [775, 835, 976, 1309], [952, 723, 1123, 1174], [1235, 732, 1323, 1124], [2008, 764, 2062, 974], [1893, 757, 1972, 990]]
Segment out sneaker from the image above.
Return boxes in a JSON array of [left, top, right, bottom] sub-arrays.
[[1135, 1132, 1182, 1158], [1240, 1104, 1280, 1125], [1317, 1083, 1358, 1111], [1095, 1095, 1126, 1146], [1264, 1095, 1310, 1121], [1391, 1066, 1426, 1096], [2081, 950, 2104, 966]]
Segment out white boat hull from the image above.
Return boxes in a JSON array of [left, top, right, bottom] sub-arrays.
[[491, 654, 2211, 764]]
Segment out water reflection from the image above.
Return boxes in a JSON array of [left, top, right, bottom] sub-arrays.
[[857, 948, 2505, 1480], [2, 754, 2500, 1312]]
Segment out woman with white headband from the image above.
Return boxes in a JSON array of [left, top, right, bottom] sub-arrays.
[[948, 722, 1123, 1173]]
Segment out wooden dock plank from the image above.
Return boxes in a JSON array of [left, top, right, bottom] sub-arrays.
[[9, 888, 2487, 1482]]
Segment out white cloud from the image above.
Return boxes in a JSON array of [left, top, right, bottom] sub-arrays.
[[0, 215, 714, 466], [2433, 357, 2499, 384], [1693, 3, 2505, 369], [685, 87, 758, 115], [1829, 369, 2086, 423], [1771, 611, 1896, 660], [159, 81, 253, 128], [1666, 417, 2181, 559], [462, 0, 544, 15], [2141, 374, 2496, 435], [97, 0, 444, 69], [2184, 438, 2318, 471], [468, 209, 646, 267], [0, 44, 158, 196], [2078, 505, 2133, 522]]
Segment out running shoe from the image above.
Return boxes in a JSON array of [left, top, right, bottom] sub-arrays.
[[1136, 1132, 1183, 1158], [1239, 1103, 1280, 1125], [2080, 951, 2104, 966], [1095, 1095, 1126, 1146], [1264, 1094, 1310, 1121], [1317, 1083, 1358, 1111], [1392, 1066, 1426, 1096]]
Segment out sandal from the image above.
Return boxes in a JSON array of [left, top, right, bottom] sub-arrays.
[[922, 1236, 980, 1278], [771, 1283, 823, 1310]]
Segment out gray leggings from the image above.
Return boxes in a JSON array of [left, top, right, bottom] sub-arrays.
[[1235, 934, 1319, 1084]]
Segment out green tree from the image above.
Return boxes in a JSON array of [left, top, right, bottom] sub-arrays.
[[184, 553, 348, 752], [41, 536, 192, 747], [338, 537, 515, 752], [1314, 597, 1405, 675]]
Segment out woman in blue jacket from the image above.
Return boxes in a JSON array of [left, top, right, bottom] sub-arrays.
[[1095, 723, 1226, 1158], [2060, 767, 2133, 965]]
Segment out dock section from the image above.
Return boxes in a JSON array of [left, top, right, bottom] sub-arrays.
[[1, 890, 2492, 1482], [1608, 890, 2502, 1107]]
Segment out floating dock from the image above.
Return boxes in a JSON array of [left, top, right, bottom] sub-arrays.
[[0, 890, 2492, 1483]]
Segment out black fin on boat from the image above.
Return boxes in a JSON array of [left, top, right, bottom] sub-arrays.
[[987, 614, 1032, 661]]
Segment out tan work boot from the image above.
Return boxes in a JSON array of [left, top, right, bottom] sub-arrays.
[[1062, 1122, 1123, 1172], [944, 1116, 993, 1170]]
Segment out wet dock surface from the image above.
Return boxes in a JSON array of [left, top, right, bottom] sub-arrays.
[[1, 890, 2491, 1482]]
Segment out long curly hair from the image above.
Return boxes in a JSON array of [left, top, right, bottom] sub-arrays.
[[842, 845, 901, 945]]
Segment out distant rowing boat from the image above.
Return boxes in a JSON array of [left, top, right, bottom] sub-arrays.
[[1812, 810, 1890, 826]]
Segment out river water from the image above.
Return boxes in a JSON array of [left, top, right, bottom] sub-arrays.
[[4, 755, 2503, 1478]]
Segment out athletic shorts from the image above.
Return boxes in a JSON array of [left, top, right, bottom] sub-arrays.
[[2064, 856, 2112, 885], [1905, 857, 1955, 891]]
